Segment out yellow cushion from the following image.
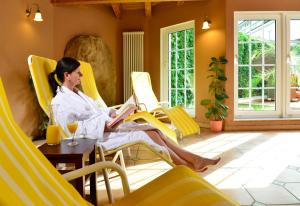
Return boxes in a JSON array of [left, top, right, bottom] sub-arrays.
[[125, 111, 177, 144], [28, 55, 57, 116], [131, 72, 160, 112], [164, 106, 200, 137], [111, 165, 239, 206], [0, 78, 89, 206]]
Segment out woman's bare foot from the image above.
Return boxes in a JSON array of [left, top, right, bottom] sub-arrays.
[[195, 167, 208, 173], [186, 163, 208, 172], [193, 157, 221, 171]]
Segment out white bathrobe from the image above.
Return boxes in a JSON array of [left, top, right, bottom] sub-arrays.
[[52, 86, 167, 153]]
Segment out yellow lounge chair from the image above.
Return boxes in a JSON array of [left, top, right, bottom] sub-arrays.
[[79, 60, 177, 143], [0, 77, 239, 206], [28, 55, 177, 143], [27, 55, 175, 202], [131, 72, 200, 139]]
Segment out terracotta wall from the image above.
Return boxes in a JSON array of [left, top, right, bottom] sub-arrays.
[[225, 0, 300, 130], [53, 5, 121, 104], [0, 0, 53, 136]]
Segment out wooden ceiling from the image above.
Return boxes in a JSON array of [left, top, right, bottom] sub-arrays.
[[51, 0, 205, 18]]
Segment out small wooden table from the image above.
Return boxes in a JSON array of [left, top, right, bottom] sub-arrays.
[[39, 138, 97, 205]]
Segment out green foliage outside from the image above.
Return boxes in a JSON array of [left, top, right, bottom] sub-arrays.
[[238, 30, 300, 111], [170, 29, 195, 109]]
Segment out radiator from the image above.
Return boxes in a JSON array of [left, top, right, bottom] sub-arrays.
[[123, 31, 144, 101]]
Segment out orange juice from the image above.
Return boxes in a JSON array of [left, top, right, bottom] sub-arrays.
[[46, 125, 60, 145], [67, 122, 78, 134]]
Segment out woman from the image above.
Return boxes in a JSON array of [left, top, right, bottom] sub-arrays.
[[48, 57, 220, 172]]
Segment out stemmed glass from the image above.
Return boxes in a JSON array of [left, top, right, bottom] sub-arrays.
[[67, 121, 78, 146]]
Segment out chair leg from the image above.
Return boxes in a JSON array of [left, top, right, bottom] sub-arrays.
[[98, 146, 114, 203], [110, 150, 126, 174], [119, 150, 126, 171]]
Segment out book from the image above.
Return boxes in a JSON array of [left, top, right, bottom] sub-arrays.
[[116, 95, 137, 115], [107, 104, 136, 129]]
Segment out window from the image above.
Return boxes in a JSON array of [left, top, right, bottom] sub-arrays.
[[234, 12, 300, 119], [161, 21, 195, 116]]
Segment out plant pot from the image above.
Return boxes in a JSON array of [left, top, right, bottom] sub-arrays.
[[210, 120, 223, 132]]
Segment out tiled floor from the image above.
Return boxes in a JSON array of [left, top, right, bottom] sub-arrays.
[[93, 129, 300, 206]]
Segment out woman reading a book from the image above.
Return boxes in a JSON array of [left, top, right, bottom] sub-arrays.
[[48, 57, 220, 172]]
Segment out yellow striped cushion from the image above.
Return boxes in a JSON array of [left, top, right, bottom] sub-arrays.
[[28, 55, 57, 116], [164, 106, 200, 137], [0, 78, 89, 206], [111, 165, 239, 206]]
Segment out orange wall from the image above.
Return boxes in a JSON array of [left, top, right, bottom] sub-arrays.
[[225, 0, 300, 130], [53, 5, 122, 104], [0, 0, 54, 136]]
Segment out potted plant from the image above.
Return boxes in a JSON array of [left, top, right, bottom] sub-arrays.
[[201, 56, 228, 132], [290, 73, 299, 101]]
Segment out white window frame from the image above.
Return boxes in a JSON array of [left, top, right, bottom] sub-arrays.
[[234, 12, 282, 119], [160, 20, 195, 116], [285, 13, 300, 117]]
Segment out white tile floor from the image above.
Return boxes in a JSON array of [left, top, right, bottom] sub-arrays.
[[93, 129, 300, 206]]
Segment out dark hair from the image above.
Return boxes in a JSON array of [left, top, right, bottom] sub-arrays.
[[48, 57, 80, 96]]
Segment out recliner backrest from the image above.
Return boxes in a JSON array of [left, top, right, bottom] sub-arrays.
[[131, 72, 160, 112], [28, 55, 57, 116], [0, 77, 90, 206]]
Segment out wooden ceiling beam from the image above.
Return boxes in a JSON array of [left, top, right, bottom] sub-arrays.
[[145, 2, 151, 17], [111, 3, 121, 18], [177, 1, 184, 6], [51, 0, 202, 5]]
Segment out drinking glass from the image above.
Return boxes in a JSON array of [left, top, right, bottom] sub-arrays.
[[46, 125, 60, 145], [67, 121, 78, 146]]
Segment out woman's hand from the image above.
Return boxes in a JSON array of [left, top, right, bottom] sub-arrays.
[[109, 109, 117, 118], [104, 123, 114, 132]]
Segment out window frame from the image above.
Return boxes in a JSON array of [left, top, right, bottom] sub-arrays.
[[234, 12, 282, 119], [160, 20, 195, 116], [285, 13, 300, 117]]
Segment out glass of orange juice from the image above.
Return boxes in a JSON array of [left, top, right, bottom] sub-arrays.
[[46, 125, 61, 145], [67, 122, 78, 146]]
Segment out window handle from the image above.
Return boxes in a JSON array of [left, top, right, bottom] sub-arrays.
[[287, 55, 291, 64], [234, 54, 238, 64]]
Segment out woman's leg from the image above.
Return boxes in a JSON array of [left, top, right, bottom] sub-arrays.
[[145, 130, 220, 170], [145, 131, 188, 164]]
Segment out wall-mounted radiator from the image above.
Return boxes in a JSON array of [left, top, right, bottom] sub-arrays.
[[123, 31, 144, 101]]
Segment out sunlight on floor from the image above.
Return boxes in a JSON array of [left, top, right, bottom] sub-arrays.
[[93, 130, 300, 205], [205, 132, 300, 189]]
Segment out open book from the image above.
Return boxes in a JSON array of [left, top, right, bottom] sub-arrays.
[[107, 104, 136, 129], [115, 95, 137, 115]]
